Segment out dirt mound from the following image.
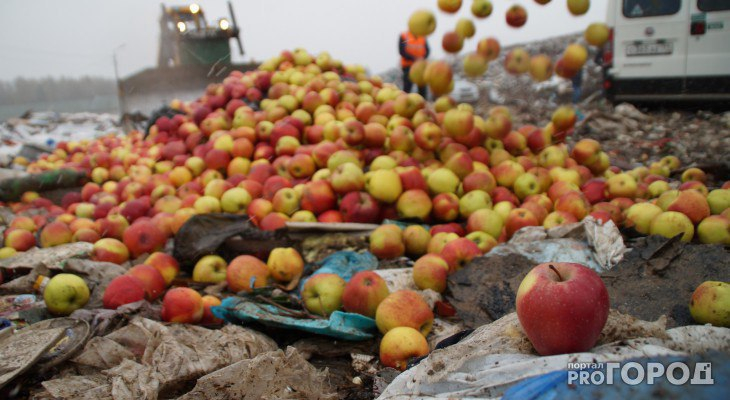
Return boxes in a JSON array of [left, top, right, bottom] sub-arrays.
[[447, 235, 730, 329]]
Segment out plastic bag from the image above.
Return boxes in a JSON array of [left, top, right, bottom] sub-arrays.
[[173, 214, 294, 272], [306, 251, 377, 281], [213, 299, 377, 341], [490, 217, 626, 273], [503, 352, 729, 400], [377, 312, 730, 399]]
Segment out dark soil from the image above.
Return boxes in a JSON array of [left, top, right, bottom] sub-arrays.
[[447, 236, 730, 329]]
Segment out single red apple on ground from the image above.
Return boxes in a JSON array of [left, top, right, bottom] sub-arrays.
[[516, 262, 609, 356]]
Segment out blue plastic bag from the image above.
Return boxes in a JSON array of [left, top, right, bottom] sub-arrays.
[[212, 297, 377, 341], [503, 352, 729, 400], [298, 250, 378, 291], [212, 250, 380, 341], [308, 250, 378, 280]]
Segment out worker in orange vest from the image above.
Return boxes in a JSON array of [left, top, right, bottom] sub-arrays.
[[399, 31, 430, 98]]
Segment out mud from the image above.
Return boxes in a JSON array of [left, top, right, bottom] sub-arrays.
[[448, 235, 730, 329]]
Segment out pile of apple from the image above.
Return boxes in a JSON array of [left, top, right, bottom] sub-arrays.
[[1, 45, 729, 370]]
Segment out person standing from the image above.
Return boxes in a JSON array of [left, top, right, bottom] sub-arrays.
[[571, 67, 583, 105], [399, 31, 430, 97]]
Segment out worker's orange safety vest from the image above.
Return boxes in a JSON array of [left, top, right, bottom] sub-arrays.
[[400, 32, 426, 68]]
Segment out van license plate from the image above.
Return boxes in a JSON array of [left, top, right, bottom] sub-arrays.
[[626, 41, 673, 56]]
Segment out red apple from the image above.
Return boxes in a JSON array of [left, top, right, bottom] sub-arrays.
[[516, 262, 609, 355], [505, 4, 527, 28], [339, 191, 381, 223], [342, 271, 390, 318], [440, 238, 482, 273]]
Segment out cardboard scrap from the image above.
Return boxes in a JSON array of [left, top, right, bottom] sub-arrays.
[[39, 317, 278, 399], [178, 347, 338, 400], [0, 326, 65, 389]]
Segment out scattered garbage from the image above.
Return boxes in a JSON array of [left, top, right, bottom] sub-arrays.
[[172, 214, 294, 272], [0, 242, 94, 294], [490, 216, 626, 272], [0, 169, 87, 202], [35, 317, 278, 399], [179, 347, 338, 400], [0, 112, 121, 167], [503, 352, 729, 400], [0, 28, 728, 400], [215, 301, 378, 341], [377, 311, 730, 399]]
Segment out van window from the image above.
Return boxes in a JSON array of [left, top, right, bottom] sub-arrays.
[[623, 0, 681, 18], [698, 0, 730, 12]]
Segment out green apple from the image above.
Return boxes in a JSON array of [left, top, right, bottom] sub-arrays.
[[366, 169, 403, 203], [458, 190, 492, 218], [690, 281, 730, 327], [427, 168, 460, 195], [696, 215, 730, 244], [301, 273, 346, 317], [192, 255, 228, 283], [514, 173, 541, 200], [220, 187, 252, 213], [624, 203, 663, 235], [43, 273, 90, 315], [649, 211, 694, 242], [707, 189, 730, 215]]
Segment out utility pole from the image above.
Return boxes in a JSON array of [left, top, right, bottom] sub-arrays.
[[113, 44, 127, 117]]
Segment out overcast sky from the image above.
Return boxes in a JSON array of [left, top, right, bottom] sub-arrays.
[[0, 0, 608, 80]]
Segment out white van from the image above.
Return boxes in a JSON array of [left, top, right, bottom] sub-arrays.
[[603, 0, 730, 102]]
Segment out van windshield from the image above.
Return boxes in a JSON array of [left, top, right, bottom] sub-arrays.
[[623, 0, 681, 18]]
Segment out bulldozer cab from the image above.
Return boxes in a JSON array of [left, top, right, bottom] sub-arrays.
[[118, 2, 253, 117], [158, 2, 243, 68]]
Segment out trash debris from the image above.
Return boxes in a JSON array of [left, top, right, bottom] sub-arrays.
[[0, 112, 120, 166], [215, 300, 378, 341], [173, 214, 295, 272], [377, 311, 730, 399], [37, 317, 278, 399], [307, 251, 378, 283], [179, 347, 338, 400], [292, 336, 377, 361], [492, 217, 627, 272], [0, 322, 66, 389], [31, 318, 91, 372], [0, 169, 87, 202], [0, 242, 93, 294], [70, 300, 161, 337], [503, 351, 730, 400]]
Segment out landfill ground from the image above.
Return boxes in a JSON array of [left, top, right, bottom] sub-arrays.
[[1, 35, 729, 399], [470, 33, 730, 175], [2, 109, 727, 400]]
